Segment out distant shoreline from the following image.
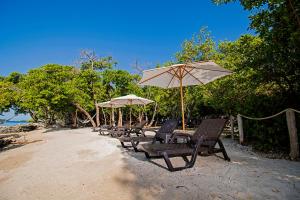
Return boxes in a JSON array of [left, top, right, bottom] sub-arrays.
[[0, 121, 29, 127]]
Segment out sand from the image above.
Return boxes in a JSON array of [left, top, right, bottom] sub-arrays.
[[0, 128, 299, 200]]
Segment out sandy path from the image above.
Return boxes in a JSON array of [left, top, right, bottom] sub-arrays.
[[0, 128, 149, 200], [0, 128, 299, 200]]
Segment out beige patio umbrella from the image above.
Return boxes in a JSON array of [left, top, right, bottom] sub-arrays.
[[139, 61, 232, 130], [110, 94, 154, 127], [97, 101, 124, 126]]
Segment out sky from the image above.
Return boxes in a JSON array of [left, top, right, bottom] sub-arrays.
[[0, 0, 251, 120], [0, 0, 252, 76]]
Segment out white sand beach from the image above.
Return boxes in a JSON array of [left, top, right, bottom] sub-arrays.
[[0, 128, 299, 200]]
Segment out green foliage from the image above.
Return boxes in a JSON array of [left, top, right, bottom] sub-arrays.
[[18, 64, 76, 124], [5, 72, 23, 84], [102, 69, 142, 98], [212, 0, 300, 152], [0, 81, 16, 113], [214, 0, 300, 106], [176, 27, 217, 62], [2, 60, 145, 125], [207, 35, 263, 114]]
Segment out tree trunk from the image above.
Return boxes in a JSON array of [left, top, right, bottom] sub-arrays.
[[118, 108, 122, 127], [29, 110, 38, 122], [287, 0, 300, 28], [95, 102, 100, 127], [74, 103, 97, 128], [144, 105, 148, 125], [138, 111, 142, 122], [102, 107, 107, 125], [71, 110, 78, 128], [112, 108, 115, 126], [148, 102, 157, 127]]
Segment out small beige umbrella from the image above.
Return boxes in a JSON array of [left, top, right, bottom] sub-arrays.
[[97, 101, 124, 126], [139, 61, 232, 130], [110, 94, 154, 127]]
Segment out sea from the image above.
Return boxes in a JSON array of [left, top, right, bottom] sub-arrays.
[[0, 121, 29, 127]]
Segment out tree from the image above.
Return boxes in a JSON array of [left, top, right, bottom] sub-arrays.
[[214, 0, 300, 108], [211, 0, 300, 153], [80, 50, 117, 71], [18, 64, 76, 125], [101, 69, 143, 124], [79, 50, 117, 127], [0, 72, 23, 115], [0, 81, 15, 114], [176, 27, 218, 63]]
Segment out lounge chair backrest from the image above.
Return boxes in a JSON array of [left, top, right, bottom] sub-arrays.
[[155, 119, 178, 141], [191, 119, 227, 147], [134, 120, 147, 129], [123, 121, 131, 129]]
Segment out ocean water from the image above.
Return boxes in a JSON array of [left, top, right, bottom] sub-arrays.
[[0, 121, 29, 127]]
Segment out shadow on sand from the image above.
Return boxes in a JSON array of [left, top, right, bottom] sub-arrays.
[[0, 139, 43, 153], [107, 136, 300, 200]]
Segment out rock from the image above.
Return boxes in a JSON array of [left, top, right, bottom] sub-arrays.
[[0, 139, 12, 148], [0, 123, 39, 134]]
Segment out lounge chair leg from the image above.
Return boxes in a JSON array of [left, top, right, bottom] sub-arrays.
[[131, 141, 140, 152], [162, 152, 175, 172], [182, 156, 189, 163], [120, 142, 127, 148], [217, 139, 230, 161], [185, 148, 199, 169], [120, 141, 125, 148], [141, 130, 146, 137], [163, 153, 197, 172], [145, 152, 151, 159], [120, 141, 132, 149], [181, 156, 195, 168]]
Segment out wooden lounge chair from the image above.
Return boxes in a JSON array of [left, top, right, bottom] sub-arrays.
[[118, 119, 178, 152], [109, 121, 131, 137], [139, 119, 230, 172], [98, 124, 116, 135], [109, 120, 146, 138], [124, 120, 148, 137]]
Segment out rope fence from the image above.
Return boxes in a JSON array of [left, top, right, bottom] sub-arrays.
[[237, 108, 299, 160], [239, 108, 300, 120]]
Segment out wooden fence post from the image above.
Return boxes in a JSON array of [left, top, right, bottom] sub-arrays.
[[237, 114, 244, 144], [286, 109, 299, 160], [230, 115, 234, 140]]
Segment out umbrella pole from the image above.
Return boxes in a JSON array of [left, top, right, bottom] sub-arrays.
[[118, 108, 122, 127], [130, 107, 132, 128], [180, 77, 185, 130], [110, 108, 112, 126], [111, 108, 115, 125]]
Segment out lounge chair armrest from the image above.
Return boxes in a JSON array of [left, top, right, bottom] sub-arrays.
[[143, 127, 159, 132], [169, 132, 191, 143], [192, 136, 205, 149], [173, 132, 190, 137], [202, 137, 218, 142]]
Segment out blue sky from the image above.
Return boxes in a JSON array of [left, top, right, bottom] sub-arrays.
[[0, 0, 252, 76]]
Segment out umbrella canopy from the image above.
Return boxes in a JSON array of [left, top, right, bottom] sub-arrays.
[[97, 101, 124, 126], [110, 94, 154, 126], [111, 94, 154, 105], [97, 101, 124, 108], [139, 61, 232, 130]]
